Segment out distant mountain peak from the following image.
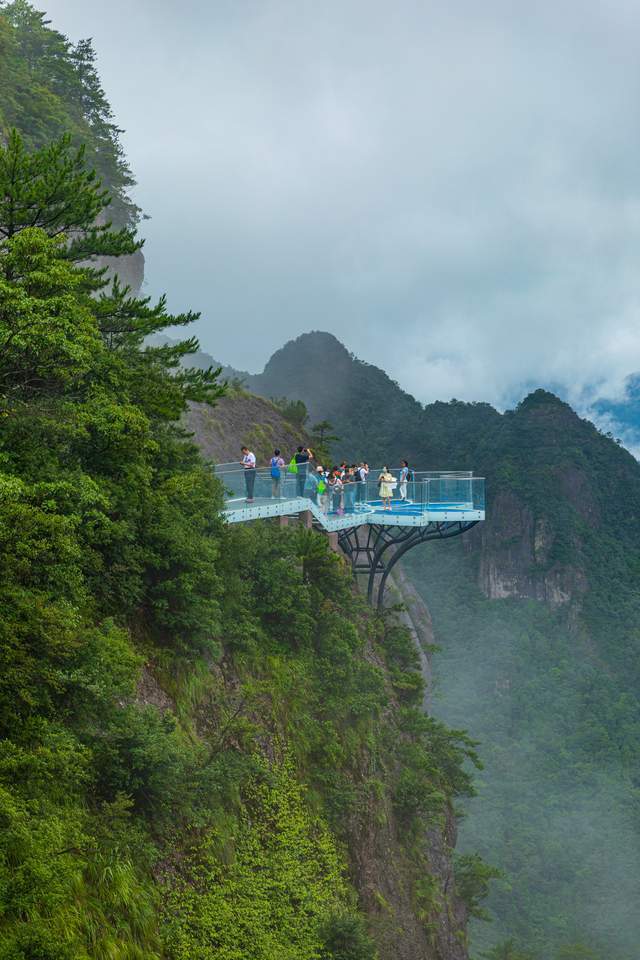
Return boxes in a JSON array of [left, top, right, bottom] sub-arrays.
[[516, 388, 569, 410], [261, 330, 352, 376]]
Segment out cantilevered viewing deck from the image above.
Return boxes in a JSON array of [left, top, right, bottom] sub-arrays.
[[216, 465, 485, 531], [215, 464, 485, 608]]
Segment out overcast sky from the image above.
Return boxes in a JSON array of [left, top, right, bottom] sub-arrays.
[[43, 0, 640, 425]]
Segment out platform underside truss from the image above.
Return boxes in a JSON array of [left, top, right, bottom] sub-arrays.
[[337, 520, 478, 609]]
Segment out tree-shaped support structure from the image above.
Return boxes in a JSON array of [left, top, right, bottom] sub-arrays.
[[337, 521, 478, 610]]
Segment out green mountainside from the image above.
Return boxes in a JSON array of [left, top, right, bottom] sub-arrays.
[[246, 332, 640, 960], [0, 0, 144, 290], [0, 0, 138, 226], [0, 9, 484, 960]]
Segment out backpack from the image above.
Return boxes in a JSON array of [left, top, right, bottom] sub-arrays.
[[270, 457, 281, 479], [287, 456, 298, 474], [406, 469, 414, 481]]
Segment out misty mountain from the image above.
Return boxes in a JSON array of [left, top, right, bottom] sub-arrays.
[[242, 329, 640, 959]]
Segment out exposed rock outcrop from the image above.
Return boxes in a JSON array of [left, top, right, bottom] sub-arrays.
[[184, 393, 309, 465], [473, 488, 588, 607]]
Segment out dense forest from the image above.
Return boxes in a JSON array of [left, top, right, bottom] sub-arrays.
[[249, 332, 640, 960], [0, 6, 486, 958], [0, 0, 138, 227]]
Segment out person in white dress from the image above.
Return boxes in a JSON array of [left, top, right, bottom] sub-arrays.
[[378, 466, 395, 511]]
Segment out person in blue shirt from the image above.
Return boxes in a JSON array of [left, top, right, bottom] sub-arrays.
[[270, 449, 285, 498]]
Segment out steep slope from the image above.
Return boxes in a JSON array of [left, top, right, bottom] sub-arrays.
[[184, 390, 309, 465], [247, 332, 640, 959]]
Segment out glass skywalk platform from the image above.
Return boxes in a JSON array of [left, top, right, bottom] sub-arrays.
[[215, 465, 485, 532]]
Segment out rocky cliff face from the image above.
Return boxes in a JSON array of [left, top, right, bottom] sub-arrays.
[[98, 249, 146, 295], [472, 488, 588, 607], [381, 569, 469, 960]]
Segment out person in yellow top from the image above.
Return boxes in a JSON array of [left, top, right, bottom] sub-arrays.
[[378, 466, 396, 511]]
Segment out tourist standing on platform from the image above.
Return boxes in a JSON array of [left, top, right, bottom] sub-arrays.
[[307, 463, 320, 504], [399, 460, 410, 501], [378, 466, 395, 511], [294, 445, 309, 497], [241, 446, 256, 502], [270, 449, 285, 498], [329, 468, 344, 514], [343, 467, 357, 513], [315, 466, 329, 512], [357, 463, 369, 506]]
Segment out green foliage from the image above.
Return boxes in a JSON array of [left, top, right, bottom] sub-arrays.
[[455, 854, 501, 921], [271, 394, 309, 428], [0, 0, 139, 227], [271, 333, 640, 957], [0, 129, 138, 268], [0, 79, 230, 954], [554, 946, 600, 960], [162, 758, 350, 960], [479, 941, 536, 960], [310, 419, 341, 465], [406, 540, 640, 960], [318, 912, 377, 960]]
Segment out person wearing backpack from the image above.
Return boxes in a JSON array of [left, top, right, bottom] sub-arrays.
[[293, 445, 309, 497], [315, 466, 329, 512], [328, 468, 344, 514], [270, 449, 285, 498], [343, 466, 357, 513]]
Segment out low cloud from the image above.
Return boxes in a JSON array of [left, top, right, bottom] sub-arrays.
[[44, 0, 640, 430]]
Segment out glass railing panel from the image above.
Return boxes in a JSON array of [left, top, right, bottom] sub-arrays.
[[423, 476, 485, 510], [472, 478, 485, 511], [216, 467, 250, 501], [426, 476, 475, 507], [214, 464, 485, 515], [311, 477, 368, 515]]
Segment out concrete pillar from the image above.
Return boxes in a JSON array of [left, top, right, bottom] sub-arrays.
[[301, 510, 313, 529], [278, 515, 289, 528], [326, 531, 339, 552]]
